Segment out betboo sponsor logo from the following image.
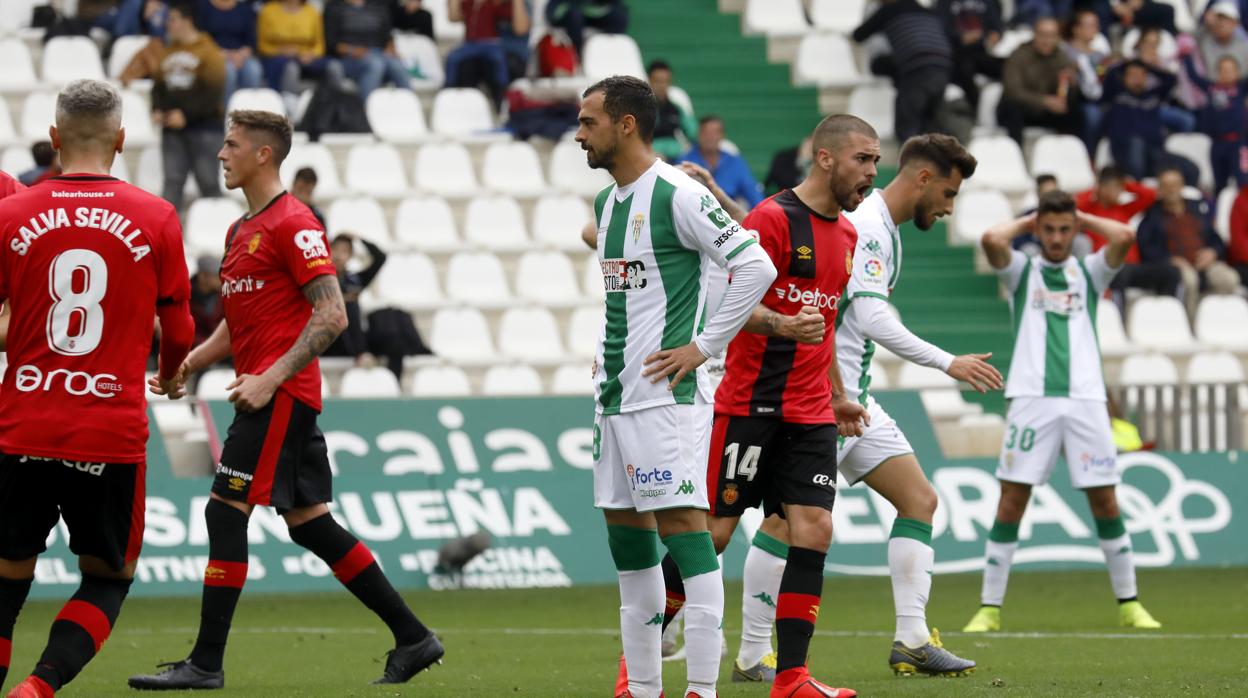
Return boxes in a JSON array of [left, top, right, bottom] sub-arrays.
[[773, 283, 840, 310]]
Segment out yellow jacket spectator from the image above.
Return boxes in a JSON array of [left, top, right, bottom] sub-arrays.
[[256, 0, 338, 94]]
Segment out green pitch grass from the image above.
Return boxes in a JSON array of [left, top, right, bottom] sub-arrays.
[[4, 567, 1245, 696]]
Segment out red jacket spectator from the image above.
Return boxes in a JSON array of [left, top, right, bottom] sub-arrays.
[[1075, 174, 1156, 263], [1227, 184, 1248, 266]]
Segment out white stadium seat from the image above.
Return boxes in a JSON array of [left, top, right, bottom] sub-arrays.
[[0, 0, 41, 35], [423, 0, 466, 42], [464, 195, 530, 251], [445, 251, 512, 307], [515, 251, 582, 306], [481, 364, 544, 396], [429, 308, 496, 365], [1186, 350, 1245, 384], [811, 0, 867, 34], [41, 36, 104, 83], [743, 0, 808, 37], [430, 88, 499, 140], [196, 368, 237, 400], [1194, 295, 1248, 351], [136, 144, 163, 194], [1095, 300, 1136, 357], [897, 363, 957, 390], [1031, 135, 1095, 192], [967, 135, 1031, 195], [227, 87, 286, 116], [20, 91, 56, 142], [482, 141, 546, 198], [413, 142, 478, 198], [0, 100, 16, 147], [339, 367, 401, 398], [975, 81, 1004, 134], [0, 146, 33, 177], [281, 143, 343, 199], [1119, 352, 1179, 385], [582, 252, 605, 300], [1127, 296, 1201, 354], [550, 139, 612, 197], [392, 34, 444, 90], [344, 142, 408, 199], [394, 196, 462, 251], [120, 89, 157, 147], [326, 197, 391, 247], [794, 34, 862, 88], [566, 306, 601, 359], [410, 365, 472, 397], [372, 252, 443, 311], [848, 83, 895, 142], [920, 389, 983, 420], [498, 307, 566, 365], [185, 198, 244, 256], [582, 34, 645, 80], [533, 194, 593, 252], [950, 189, 1012, 245], [0, 39, 37, 91], [366, 88, 429, 144], [550, 364, 593, 395], [1166, 132, 1213, 191], [109, 35, 152, 80], [1215, 185, 1237, 243]]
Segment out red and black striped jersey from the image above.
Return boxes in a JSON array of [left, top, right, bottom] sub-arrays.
[[714, 189, 857, 423]]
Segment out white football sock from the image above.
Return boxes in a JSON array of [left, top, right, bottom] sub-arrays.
[[889, 536, 934, 648], [981, 540, 1018, 607], [618, 566, 664, 698], [1099, 533, 1138, 600], [682, 567, 724, 698], [738, 539, 785, 667]]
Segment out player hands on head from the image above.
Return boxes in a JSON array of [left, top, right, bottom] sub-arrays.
[[128, 110, 444, 692], [576, 75, 779, 698], [0, 79, 195, 698], [969, 189, 1162, 633]]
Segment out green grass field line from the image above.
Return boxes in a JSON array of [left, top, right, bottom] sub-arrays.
[[3, 567, 1245, 696]]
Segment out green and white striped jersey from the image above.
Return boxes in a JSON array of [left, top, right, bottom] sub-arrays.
[[998, 249, 1120, 400], [593, 160, 759, 415], [837, 190, 903, 405]]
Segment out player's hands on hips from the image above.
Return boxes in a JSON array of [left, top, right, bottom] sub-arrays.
[[946, 353, 1004, 393], [148, 359, 191, 400], [781, 305, 825, 344], [227, 373, 278, 412], [832, 397, 869, 438], [643, 342, 708, 390]]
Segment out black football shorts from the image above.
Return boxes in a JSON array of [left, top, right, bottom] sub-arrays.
[[706, 414, 838, 518]]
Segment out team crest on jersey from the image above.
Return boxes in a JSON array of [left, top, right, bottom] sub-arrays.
[[845, 251, 853, 274], [631, 213, 645, 243], [247, 232, 261, 254], [796, 245, 812, 260], [722, 484, 739, 505], [602, 258, 647, 291]]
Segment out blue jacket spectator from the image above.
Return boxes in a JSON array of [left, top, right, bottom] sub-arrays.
[[445, 0, 530, 107], [1181, 51, 1248, 190], [1101, 59, 1199, 184], [198, 0, 264, 102], [545, 0, 628, 57], [680, 116, 763, 209]]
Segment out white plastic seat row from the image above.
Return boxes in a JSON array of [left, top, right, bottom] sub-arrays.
[[427, 306, 571, 367], [407, 364, 593, 397]]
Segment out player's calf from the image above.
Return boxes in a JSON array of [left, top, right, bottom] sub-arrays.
[[26, 575, 132, 692]]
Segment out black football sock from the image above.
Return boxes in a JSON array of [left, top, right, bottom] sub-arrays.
[[775, 546, 826, 674], [0, 576, 33, 686], [189, 499, 250, 673], [32, 575, 132, 690], [288, 513, 430, 645], [659, 553, 686, 633]]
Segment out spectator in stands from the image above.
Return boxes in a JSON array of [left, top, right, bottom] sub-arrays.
[[198, 0, 264, 103], [324, 0, 411, 99], [98, 0, 169, 40], [545, 0, 628, 57], [648, 60, 696, 162], [1227, 182, 1248, 284], [17, 141, 58, 186], [1198, 2, 1248, 80], [290, 166, 327, 228], [445, 0, 530, 106], [392, 0, 434, 39], [852, 0, 954, 142], [764, 136, 813, 195], [1102, 0, 1178, 36], [189, 255, 224, 346], [258, 0, 337, 95], [680, 115, 762, 209], [1138, 165, 1241, 315], [1181, 45, 1248, 192], [935, 0, 1005, 110], [326, 233, 387, 366], [1101, 59, 1198, 184], [1133, 27, 1197, 135], [997, 17, 1083, 146], [123, 1, 226, 212], [1076, 165, 1181, 298], [1064, 8, 1108, 153]]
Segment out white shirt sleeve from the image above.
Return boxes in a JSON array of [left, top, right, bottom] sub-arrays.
[[843, 219, 892, 299], [695, 244, 775, 358], [995, 249, 1030, 293], [1081, 248, 1121, 293], [851, 296, 955, 372]]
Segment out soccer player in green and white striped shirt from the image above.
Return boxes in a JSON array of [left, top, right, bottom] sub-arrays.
[[575, 76, 777, 698], [965, 190, 1162, 633]]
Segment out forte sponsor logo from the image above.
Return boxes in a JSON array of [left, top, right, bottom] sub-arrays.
[[13, 364, 121, 398]]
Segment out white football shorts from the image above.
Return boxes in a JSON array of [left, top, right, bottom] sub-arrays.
[[996, 396, 1118, 489], [593, 403, 713, 512]]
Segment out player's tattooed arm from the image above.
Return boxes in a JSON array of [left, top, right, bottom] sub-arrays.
[[743, 303, 825, 344], [265, 275, 349, 385]]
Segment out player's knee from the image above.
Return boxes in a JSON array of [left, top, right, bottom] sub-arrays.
[[789, 509, 833, 551], [903, 482, 939, 522], [710, 527, 733, 554]]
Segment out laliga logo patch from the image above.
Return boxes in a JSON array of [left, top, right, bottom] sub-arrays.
[[865, 259, 884, 277], [293, 229, 329, 260]]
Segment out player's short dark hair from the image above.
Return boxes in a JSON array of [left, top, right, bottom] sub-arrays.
[[1037, 189, 1077, 217], [227, 109, 292, 165], [698, 114, 723, 129], [1217, 54, 1241, 71], [294, 166, 318, 185], [1035, 173, 1057, 187], [1123, 58, 1148, 74], [583, 75, 658, 143], [810, 114, 878, 154], [1097, 165, 1125, 185], [1155, 163, 1185, 180], [647, 60, 671, 75], [898, 133, 977, 179], [167, 0, 197, 25], [31, 141, 55, 167]]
